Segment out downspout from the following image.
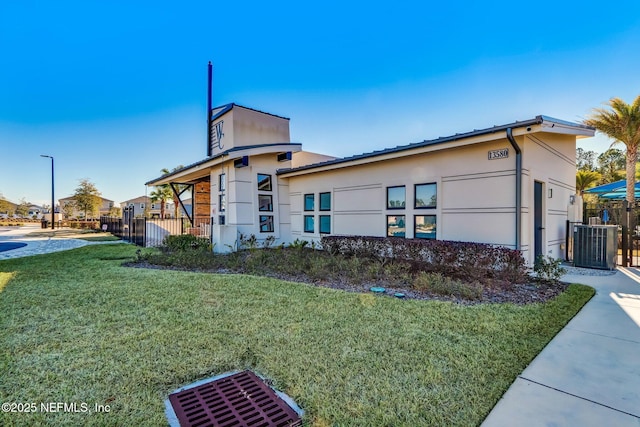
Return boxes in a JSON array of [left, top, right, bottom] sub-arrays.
[[506, 128, 521, 251]]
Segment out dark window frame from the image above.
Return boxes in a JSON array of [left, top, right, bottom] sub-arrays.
[[257, 173, 272, 191], [304, 194, 315, 211], [319, 192, 331, 211], [304, 215, 314, 233], [259, 215, 274, 233], [414, 183, 437, 209], [386, 214, 406, 238], [319, 215, 331, 234], [386, 185, 406, 210], [258, 194, 273, 212], [219, 194, 226, 213], [414, 214, 437, 240], [219, 173, 226, 192]]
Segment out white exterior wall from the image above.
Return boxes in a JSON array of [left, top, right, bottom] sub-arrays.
[[521, 132, 577, 261], [208, 153, 293, 252], [285, 132, 579, 265]]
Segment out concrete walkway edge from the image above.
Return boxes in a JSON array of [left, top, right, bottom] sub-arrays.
[[482, 268, 640, 426]]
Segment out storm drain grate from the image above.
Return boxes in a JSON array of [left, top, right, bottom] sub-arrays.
[[168, 370, 302, 427]]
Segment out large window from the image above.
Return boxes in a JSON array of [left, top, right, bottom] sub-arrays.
[[257, 174, 272, 191], [258, 195, 273, 212], [259, 215, 274, 232], [319, 215, 331, 234], [415, 215, 436, 239], [415, 183, 436, 208], [387, 186, 406, 209], [304, 215, 314, 233], [387, 215, 406, 238], [304, 194, 315, 211], [319, 192, 331, 211]]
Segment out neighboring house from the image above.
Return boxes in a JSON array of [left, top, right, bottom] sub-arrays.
[[147, 102, 595, 265], [27, 204, 45, 219], [59, 196, 115, 219], [120, 196, 192, 218]]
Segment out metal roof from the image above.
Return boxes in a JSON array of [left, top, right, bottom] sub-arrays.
[[277, 115, 594, 176], [145, 143, 301, 186]]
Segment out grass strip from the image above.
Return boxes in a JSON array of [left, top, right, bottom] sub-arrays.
[[0, 245, 593, 426]]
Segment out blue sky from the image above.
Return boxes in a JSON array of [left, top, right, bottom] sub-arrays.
[[1, 1, 639, 206]]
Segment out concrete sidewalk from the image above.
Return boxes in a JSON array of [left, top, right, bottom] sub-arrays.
[[483, 268, 640, 426]]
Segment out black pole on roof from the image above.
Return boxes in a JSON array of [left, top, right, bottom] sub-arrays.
[[207, 61, 213, 157]]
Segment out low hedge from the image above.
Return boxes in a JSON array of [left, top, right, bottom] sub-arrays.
[[320, 235, 527, 283]]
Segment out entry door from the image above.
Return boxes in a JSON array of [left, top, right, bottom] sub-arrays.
[[534, 181, 543, 260]]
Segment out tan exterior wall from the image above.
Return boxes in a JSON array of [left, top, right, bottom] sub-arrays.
[[210, 107, 290, 157]]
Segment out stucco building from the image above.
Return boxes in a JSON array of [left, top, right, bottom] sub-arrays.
[[147, 103, 594, 265]]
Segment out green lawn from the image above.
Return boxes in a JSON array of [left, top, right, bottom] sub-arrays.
[[0, 245, 594, 426]]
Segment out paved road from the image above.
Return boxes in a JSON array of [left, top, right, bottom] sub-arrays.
[[0, 225, 125, 260]]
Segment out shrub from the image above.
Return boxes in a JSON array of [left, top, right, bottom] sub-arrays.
[[413, 272, 482, 300], [162, 234, 212, 253], [321, 236, 527, 283], [534, 255, 566, 282]]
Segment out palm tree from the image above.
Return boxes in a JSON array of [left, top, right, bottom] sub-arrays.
[[149, 186, 172, 219], [576, 170, 601, 196], [160, 166, 187, 218], [585, 96, 640, 203]]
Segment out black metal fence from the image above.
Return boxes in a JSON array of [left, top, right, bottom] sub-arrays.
[[100, 216, 197, 247], [581, 201, 640, 266]]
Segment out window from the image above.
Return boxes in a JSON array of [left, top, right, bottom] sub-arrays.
[[151, 203, 156, 210], [387, 215, 406, 238], [259, 194, 273, 212], [415, 215, 436, 239], [415, 183, 437, 208], [219, 194, 226, 213], [304, 194, 315, 211], [140, 203, 145, 209], [387, 186, 406, 209], [259, 215, 274, 232], [319, 192, 331, 211], [257, 174, 272, 191], [319, 215, 331, 234], [219, 173, 226, 192], [304, 215, 314, 233]]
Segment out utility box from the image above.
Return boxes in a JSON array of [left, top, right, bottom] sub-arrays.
[[573, 225, 617, 270]]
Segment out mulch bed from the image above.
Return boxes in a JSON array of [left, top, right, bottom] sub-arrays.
[[126, 260, 569, 305]]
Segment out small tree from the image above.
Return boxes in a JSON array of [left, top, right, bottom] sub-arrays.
[[73, 179, 102, 219], [62, 201, 75, 219], [597, 148, 625, 184], [15, 198, 29, 218]]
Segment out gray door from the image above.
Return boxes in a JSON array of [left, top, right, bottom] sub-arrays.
[[534, 181, 543, 260]]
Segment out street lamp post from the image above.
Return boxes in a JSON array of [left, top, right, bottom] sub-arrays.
[[40, 155, 54, 230]]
